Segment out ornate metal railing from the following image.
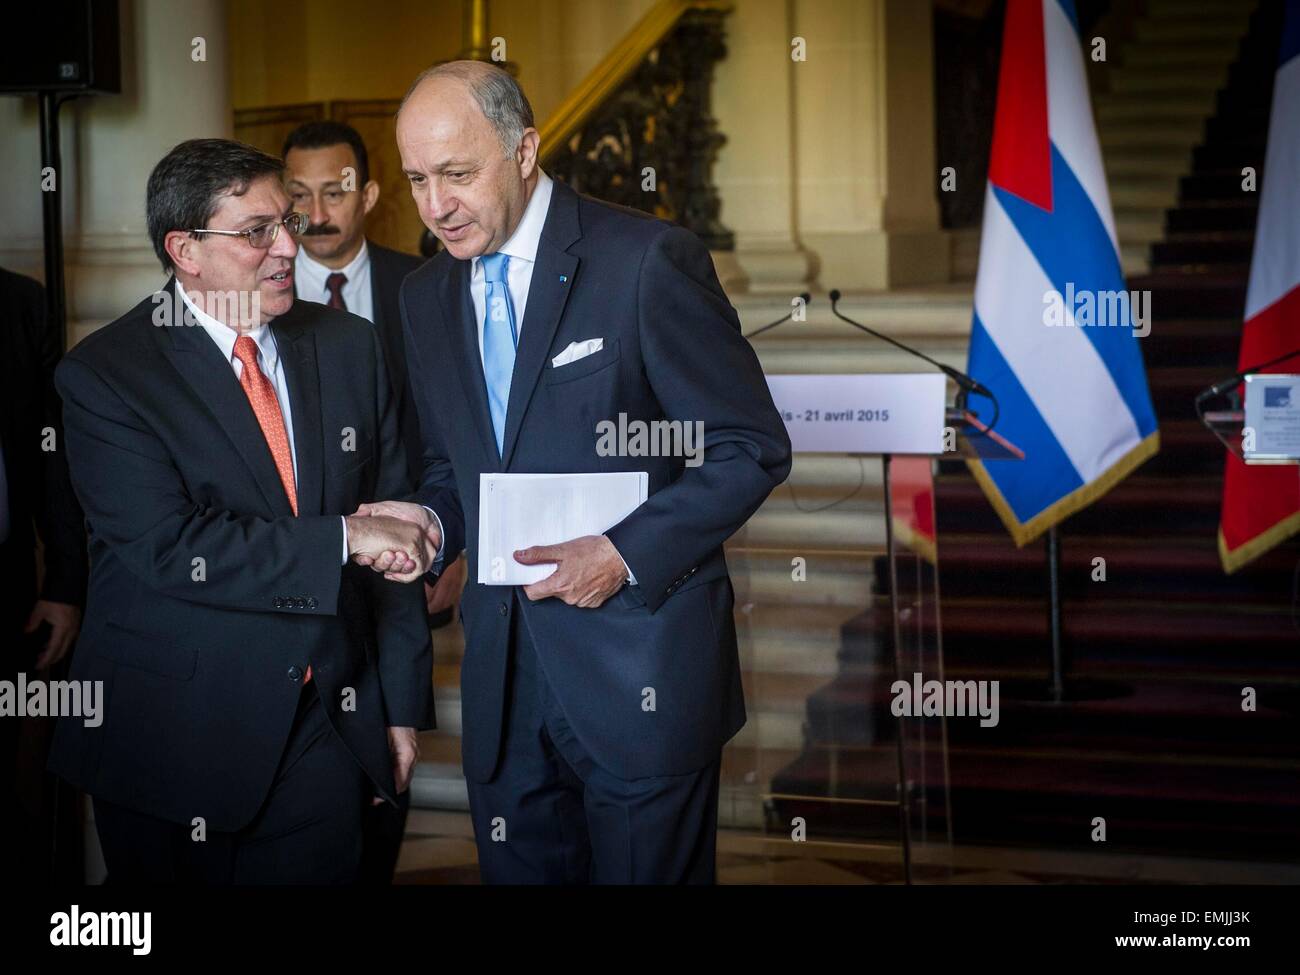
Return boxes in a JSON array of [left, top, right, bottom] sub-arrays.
[[540, 0, 734, 251]]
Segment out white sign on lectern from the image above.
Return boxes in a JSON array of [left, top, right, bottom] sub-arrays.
[[1244, 373, 1300, 462], [765, 373, 947, 454]]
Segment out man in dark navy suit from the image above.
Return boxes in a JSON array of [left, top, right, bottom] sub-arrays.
[[355, 61, 790, 883], [50, 139, 435, 884]]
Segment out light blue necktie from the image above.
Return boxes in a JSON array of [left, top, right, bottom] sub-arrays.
[[480, 252, 518, 456]]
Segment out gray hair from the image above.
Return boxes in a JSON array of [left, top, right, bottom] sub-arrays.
[[399, 61, 535, 158]]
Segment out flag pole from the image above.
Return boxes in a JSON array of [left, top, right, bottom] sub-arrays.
[[1046, 526, 1065, 703]]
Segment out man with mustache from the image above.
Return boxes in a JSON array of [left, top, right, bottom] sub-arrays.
[[48, 139, 436, 883], [357, 62, 791, 883], [282, 119, 466, 882]]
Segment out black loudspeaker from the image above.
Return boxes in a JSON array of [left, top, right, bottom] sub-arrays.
[[0, 0, 121, 94]]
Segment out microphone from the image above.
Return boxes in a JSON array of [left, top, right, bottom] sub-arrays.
[[827, 289, 999, 427], [743, 292, 812, 339], [1195, 347, 1300, 408]]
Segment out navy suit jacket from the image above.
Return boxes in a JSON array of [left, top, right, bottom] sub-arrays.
[[400, 178, 791, 782], [367, 242, 426, 486], [49, 282, 433, 830]]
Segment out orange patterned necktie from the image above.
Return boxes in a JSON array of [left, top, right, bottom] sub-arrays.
[[233, 336, 312, 684], [232, 335, 297, 515]]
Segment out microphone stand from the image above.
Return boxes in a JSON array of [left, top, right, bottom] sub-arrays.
[[743, 292, 812, 339]]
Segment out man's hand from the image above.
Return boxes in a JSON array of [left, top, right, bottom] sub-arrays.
[[346, 514, 435, 583], [372, 726, 420, 806], [351, 501, 442, 583], [425, 557, 466, 617], [516, 535, 629, 608], [27, 600, 82, 670]]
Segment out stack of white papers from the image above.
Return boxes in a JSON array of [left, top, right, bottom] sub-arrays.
[[477, 472, 649, 585]]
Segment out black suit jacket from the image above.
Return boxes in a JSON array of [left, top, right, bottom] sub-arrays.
[[48, 281, 433, 831], [401, 178, 791, 782], [368, 242, 425, 487], [0, 267, 87, 629]]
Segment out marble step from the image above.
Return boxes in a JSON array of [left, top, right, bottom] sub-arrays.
[[1096, 96, 1217, 128], [1134, 17, 1254, 45], [1106, 71, 1229, 97], [730, 548, 873, 608], [1099, 116, 1206, 147], [1124, 36, 1244, 67]]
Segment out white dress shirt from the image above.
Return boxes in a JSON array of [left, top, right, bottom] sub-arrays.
[[295, 241, 374, 322], [468, 170, 553, 362], [179, 285, 348, 562]]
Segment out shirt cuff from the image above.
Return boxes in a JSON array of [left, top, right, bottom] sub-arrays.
[[423, 506, 446, 567], [340, 516, 349, 565]]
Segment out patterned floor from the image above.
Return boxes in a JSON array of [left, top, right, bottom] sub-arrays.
[[394, 810, 1300, 885]]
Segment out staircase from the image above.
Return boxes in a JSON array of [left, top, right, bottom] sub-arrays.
[[1096, 0, 1258, 277], [767, 0, 1300, 862]]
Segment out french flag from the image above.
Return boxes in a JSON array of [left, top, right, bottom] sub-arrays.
[[1220, 0, 1300, 572], [965, 0, 1159, 545]]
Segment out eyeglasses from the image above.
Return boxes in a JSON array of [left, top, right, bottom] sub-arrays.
[[189, 211, 309, 248]]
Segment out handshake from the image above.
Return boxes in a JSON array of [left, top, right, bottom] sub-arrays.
[[345, 501, 442, 583]]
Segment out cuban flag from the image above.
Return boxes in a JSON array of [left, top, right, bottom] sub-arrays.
[[1220, 1, 1300, 572], [965, 0, 1159, 545]]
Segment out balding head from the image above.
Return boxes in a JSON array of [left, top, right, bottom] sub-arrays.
[[399, 61, 534, 157], [396, 62, 541, 259]]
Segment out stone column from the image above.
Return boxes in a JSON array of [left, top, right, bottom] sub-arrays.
[[791, 0, 949, 290], [712, 0, 814, 294]]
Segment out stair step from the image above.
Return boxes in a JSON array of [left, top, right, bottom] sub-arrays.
[[800, 674, 1300, 758], [1145, 0, 1258, 15], [1100, 118, 1206, 147], [933, 531, 1294, 603], [839, 596, 1300, 674], [1151, 233, 1254, 267], [1105, 145, 1193, 174], [1134, 18, 1254, 44], [1178, 170, 1262, 200], [769, 744, 1300, 858], [1140, 318, 1244, 367], [934, 474, 1224, 536], [1106, 73, 1225, 97], [1193, 140, 1267, 171], [1132, 269, 1249, 316], [1127, 37, 1244, 66], [1108, 182, 1181, 209]]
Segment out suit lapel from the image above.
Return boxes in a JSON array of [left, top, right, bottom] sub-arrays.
[[500, 181, 581, 469], [275, 309, 324, 516], [436, 259, 500, 468], [160, 280, 295, 518]]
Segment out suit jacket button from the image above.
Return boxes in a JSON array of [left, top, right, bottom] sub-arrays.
[[287, 666, 303, 682], [273, 597, 285, 609], [499, 602, 509, 617], [307, 597, 318, 609], [295, 597, 307, 609]]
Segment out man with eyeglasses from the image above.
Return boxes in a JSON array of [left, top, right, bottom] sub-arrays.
[[46, 138, 436, 884]]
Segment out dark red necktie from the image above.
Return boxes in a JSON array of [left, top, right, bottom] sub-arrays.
[[325, 272, 347, 311]]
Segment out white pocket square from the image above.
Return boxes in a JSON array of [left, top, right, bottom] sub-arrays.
[[551, 338, 604, 368]]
